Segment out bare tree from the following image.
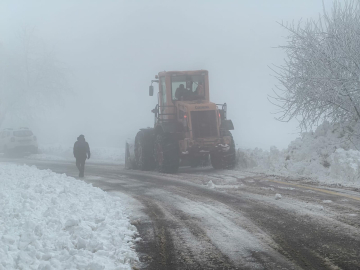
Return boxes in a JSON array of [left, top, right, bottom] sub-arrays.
[[0, 27, 71, 128], [270, 0, 360, 131]]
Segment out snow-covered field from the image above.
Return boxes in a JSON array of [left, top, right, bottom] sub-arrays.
[[28, 144, 125, 164], [0, 163, 139, 270], [237, 122, 360, 187]]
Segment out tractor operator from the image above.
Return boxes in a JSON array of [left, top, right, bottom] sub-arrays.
[[194, 81, 205, 98], [175, 84, 191, 100]]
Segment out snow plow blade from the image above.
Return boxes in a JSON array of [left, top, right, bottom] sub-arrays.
[[125, 140, 136, 169]]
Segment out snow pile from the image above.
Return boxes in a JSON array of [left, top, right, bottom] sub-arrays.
[[237, 122, 360, 186], [0, 163, 138, 269], [28, 144, 125, 163], [330, 149, 360, 183], [207, 180, 215, 189]]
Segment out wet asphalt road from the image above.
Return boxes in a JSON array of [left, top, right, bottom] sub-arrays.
[[1, 157, 360, 270]]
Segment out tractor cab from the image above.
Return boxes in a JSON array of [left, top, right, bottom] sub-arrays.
[[171, 73, 207, 102], [149, 70, 209, 103], [150, 70, 233, 138]]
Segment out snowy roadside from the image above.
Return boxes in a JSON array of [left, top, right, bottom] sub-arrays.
[[234, 156, 360, 189], [236, 122, 360, 189], [0, 163, 139, 270]]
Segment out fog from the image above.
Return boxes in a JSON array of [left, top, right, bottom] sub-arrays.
[[1, 0, 334, 150]]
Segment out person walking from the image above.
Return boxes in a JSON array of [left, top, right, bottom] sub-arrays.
[[73, 134, 91, 177]]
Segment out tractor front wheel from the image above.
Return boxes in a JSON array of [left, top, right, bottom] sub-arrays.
[[154, 133, 179, 173], [210, 132, 236, 170]]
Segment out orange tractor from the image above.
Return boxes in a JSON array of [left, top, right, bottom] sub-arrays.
[[125, 70, 236, 173]]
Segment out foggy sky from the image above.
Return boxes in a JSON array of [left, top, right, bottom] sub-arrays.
[[0, 0, 335, 149]]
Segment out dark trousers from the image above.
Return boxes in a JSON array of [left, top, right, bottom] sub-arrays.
[[76, 158, 86, 177]]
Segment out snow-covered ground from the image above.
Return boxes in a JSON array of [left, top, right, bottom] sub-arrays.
[[28, 144, 125, 164], [0, 163, 139, 270], [237, 122, 360, 187]]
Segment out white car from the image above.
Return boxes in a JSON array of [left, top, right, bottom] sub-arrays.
[[0, 127, 38, 155]]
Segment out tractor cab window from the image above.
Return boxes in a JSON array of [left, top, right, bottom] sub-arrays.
[[172, 75, 205, 101]]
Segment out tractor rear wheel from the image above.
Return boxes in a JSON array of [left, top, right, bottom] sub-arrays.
[[154, 133, 179, 173], [135, 130, 156, 171]]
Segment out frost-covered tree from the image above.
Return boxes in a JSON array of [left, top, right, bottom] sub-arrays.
[[0, 28, 71, 128], [271, 1, 360, 131]]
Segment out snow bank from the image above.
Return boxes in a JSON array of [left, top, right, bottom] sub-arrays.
[[237, 122, 360, 187], [330, 149, 360, 183], [0, 163, 138, 269], [28, 144, 125, 164]]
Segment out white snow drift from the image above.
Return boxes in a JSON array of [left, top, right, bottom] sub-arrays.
[[0, 163, 138, 270], [237, 122, 360, 187]]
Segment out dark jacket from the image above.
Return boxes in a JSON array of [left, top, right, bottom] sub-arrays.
[[73, 136, 91, 160], [175, 85, 191, 100]]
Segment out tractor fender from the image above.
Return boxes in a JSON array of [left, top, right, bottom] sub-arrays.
[[138, 128, 156, 146], [220, 119, 234, 130], [139, 128, 155, 136]]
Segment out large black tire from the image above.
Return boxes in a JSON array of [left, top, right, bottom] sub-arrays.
[[190, 157, 200, 168], [154, 133, 180, 173], [210, 151, 222, 169], [210, 130, 236, 170], [134, 130, 156, 171]]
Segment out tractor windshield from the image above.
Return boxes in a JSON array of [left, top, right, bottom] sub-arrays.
[[171, 74, 205, 101]]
